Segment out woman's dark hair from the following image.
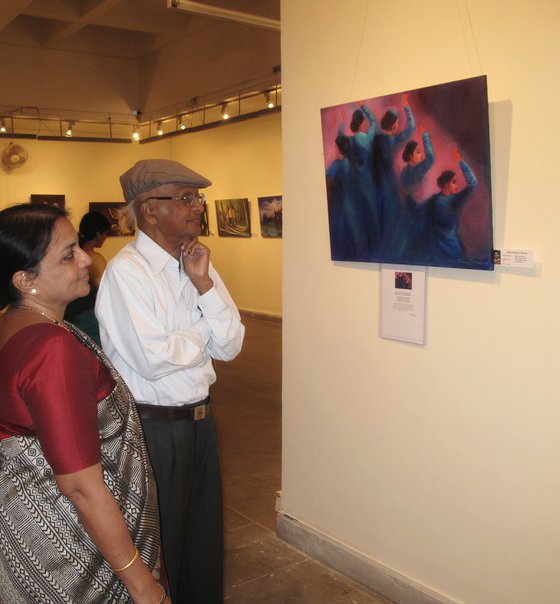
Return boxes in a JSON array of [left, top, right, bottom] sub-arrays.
[[0, 203, 67, 309], [437, 170, 456, 189], [78, 211, 110, 246], [350, 109, 364, 133], [380, 109, 398, 131], [402, 140, 418, 163]]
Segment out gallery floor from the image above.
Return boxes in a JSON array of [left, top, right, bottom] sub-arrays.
[[211, 317, 391, 603]]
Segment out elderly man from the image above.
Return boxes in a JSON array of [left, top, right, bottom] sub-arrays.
[[96, 159, 245, 603]]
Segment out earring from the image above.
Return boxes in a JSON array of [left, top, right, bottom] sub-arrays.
[[30, 288, 37, 295]]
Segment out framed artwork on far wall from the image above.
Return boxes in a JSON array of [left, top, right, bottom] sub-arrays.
[[89, 202, 136, 237], [258, 195, 282, 238], [200, 203, 210, 237], [30, 194, 66, 209], [215, 198, 251, 237]]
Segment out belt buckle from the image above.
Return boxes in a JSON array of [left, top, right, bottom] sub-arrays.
[[194, 404, 207, 421]]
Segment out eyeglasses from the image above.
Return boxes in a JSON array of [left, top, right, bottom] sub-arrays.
[[145, 193, 206, 206]]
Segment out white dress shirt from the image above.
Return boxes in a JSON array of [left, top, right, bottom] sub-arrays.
[[95, 230, 245, 406]]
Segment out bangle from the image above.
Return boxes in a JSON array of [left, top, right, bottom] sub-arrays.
[[112, 547, 139, 573], [154, 581, 167, 604]]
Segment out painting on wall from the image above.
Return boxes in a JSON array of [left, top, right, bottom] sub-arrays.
[[321, 75, 493, 270], [199, 202, 210, 237], [89, 202, 136, 237], [30, 194, 66, 209], [215, 198, 251, 237], [258, 195, 282, 238]]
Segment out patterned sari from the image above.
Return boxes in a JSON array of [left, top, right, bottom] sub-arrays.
[[0, 323, 160, 603]]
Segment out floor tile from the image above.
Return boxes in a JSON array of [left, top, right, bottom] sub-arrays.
[[225, 522, 305, 590], [225, 557, 392, 603]]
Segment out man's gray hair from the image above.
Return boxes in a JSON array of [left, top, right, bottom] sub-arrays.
[[121, 199, 139, 232]]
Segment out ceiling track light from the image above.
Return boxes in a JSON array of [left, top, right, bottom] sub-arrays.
[[264, 91, 274, 109], [0, 77, 281, 141]]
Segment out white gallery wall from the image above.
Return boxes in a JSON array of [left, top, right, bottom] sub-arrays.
[[280, 1, 560, 603], [0, 111, 282, 316]]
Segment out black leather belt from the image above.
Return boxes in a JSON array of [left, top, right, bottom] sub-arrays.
[[136, 397, 210, 421]]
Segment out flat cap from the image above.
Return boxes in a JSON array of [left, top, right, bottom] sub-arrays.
[[120, 159, 212, 203]]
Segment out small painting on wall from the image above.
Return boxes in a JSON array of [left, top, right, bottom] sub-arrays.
[[30, 194, 66, 209], [321, 75, 493, 270], [258, 195, 282, 238], [89, 202, 136, 237], [200, 203, 210, 237], [215, 198, 251, 237]]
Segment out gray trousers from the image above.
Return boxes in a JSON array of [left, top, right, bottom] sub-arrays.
[[140, 410, 224, 604]]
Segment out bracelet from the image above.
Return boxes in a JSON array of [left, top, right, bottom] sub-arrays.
[[154, 581, 167, 604], [112, 547, 139, 573]]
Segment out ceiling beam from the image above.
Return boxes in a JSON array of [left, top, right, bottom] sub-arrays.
[[167, 0, 280, 32], [0, 0, 34, 32], [42, 0, 125, 47]]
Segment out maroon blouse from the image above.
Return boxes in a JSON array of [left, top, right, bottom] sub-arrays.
[[0, 323, 115, 474]]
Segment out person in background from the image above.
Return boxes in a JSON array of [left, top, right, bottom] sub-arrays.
[[0, 203, 167, 603], [65, 211, 110, 345], [96, 159, 245, 604]]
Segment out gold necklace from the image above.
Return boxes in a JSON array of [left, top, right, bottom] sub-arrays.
[[12, 304, 62, 326]]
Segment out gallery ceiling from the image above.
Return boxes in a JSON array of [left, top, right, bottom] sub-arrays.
[[0, 0, 280, 61], [0, 0, 281, 140]]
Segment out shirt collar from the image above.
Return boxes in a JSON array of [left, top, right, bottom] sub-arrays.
[[134, 229, 180, 275]]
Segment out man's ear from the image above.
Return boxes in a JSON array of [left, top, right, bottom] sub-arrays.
[[12, 270, 38, 296], [139, 200, 158, 225]]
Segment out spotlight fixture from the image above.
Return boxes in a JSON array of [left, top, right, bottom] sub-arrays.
[[132, 125, 140, 141], [156, 121, 163, 136], [221, 103, 229, 120], [65, 122, 73, 137], [0, 119, 6, 133], [265, 92, 274, 109], [178, 116, 186, 130]]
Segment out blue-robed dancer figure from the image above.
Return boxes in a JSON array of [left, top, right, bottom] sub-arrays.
[[326, 135, 358, 260], [401, 128, 435, 196], [326, 103, 380, 260], [430, 147, 477, 265], [388, 126, 436, 263], [371, 94, 415, 248]]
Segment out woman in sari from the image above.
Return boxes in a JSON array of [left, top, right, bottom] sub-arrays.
[[0, 203, 167, 603]]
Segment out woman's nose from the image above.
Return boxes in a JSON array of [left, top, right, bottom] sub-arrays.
[[80, 248, 93, 267]]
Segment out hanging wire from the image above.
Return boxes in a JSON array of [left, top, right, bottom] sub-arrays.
[[456, 0, 484, 75], [464, 1, 484, 73], [348, 0, 371, 99]]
